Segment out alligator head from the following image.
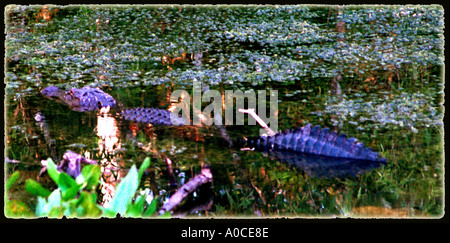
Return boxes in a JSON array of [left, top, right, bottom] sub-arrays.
[[41, 86, 116, 112]]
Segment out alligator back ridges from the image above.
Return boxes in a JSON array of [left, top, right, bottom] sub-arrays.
[[245, 124, 387, 163], [120, 107, 187, 126]]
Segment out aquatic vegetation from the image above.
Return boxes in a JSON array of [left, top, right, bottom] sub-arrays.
[[5, 5, 443, 96], [6, 157, 157, 218], [312, 91, 443, 132]]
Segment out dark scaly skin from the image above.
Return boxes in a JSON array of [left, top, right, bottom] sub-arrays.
[[239, 124, 386, 177], [41, 86, 116, 112], [243, 123, 387, 163], [119, 107, 186, 126]]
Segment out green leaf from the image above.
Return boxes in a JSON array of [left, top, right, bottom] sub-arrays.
[[138, 157, 151, 184], [25, 179, 51, 198], [74, 192, 102, 218], [36, 190, 63, 217], [48, 190, 62, 209], [36, 196, 49, 217], [62, 201, 77, 218], [125, 194, 146, 217], [58, 172, 77, 191], [102, 208, 118, 218], [48, 206, 64, 218], [134, 194, 147, 211], [143, 196, 158, 217], [77, 164, 101, 190], [46, 158, 60, 183], [62, 184, 81, 201], [58, 173, 81, 201], [6, 171, 21, 191], [226, 189, 235, 207], [108, 165, 139, 215]]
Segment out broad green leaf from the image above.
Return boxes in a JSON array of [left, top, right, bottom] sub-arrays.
[[25, 179, 51, 198], [48, 206, 64, 218], [36, 196, 48, 216], [62, 201, 77, 218], [74, 192, 102, 218], [58, 173, 81, 200], [58, 172, 77, 191], [62, 184, 81, 201], [77, 164, 101, 190], [102, 208, 118, 218], [35, 190, 63, 217], [46, 158, 60, 183], [138, 157, 151, 183], [6, 171, 20, 191], [48, 190, 62, 209], [143, 196, 158, 217], [125, 194, 146, 217], [108, 165, 139, 215]]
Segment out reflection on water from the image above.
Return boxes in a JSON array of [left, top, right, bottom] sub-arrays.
[[264, 150, 386, 178], [97, 109, 120, 152], [95, 111, 123, 206], [99, 158, 124, 207]]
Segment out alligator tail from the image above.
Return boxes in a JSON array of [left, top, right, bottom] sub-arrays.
[[245, 124, 386, 163]]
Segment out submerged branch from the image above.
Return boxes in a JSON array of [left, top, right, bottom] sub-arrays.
[[238, 108, 276, 136], [158, 164, 213, 215]]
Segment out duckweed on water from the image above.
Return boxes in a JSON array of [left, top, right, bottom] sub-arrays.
[[313, 91, 443, 132], [6, 5, 443, 96]]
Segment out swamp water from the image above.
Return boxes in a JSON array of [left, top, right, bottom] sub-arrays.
[[4, 5, 444, 218]]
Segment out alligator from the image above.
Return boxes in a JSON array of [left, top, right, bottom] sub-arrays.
[[41, 85, 386, 177], [239, 124, 387, 177], [41, 85, 186, 126]]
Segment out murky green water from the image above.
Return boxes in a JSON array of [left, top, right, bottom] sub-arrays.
[[5, 5, 444, 218]]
